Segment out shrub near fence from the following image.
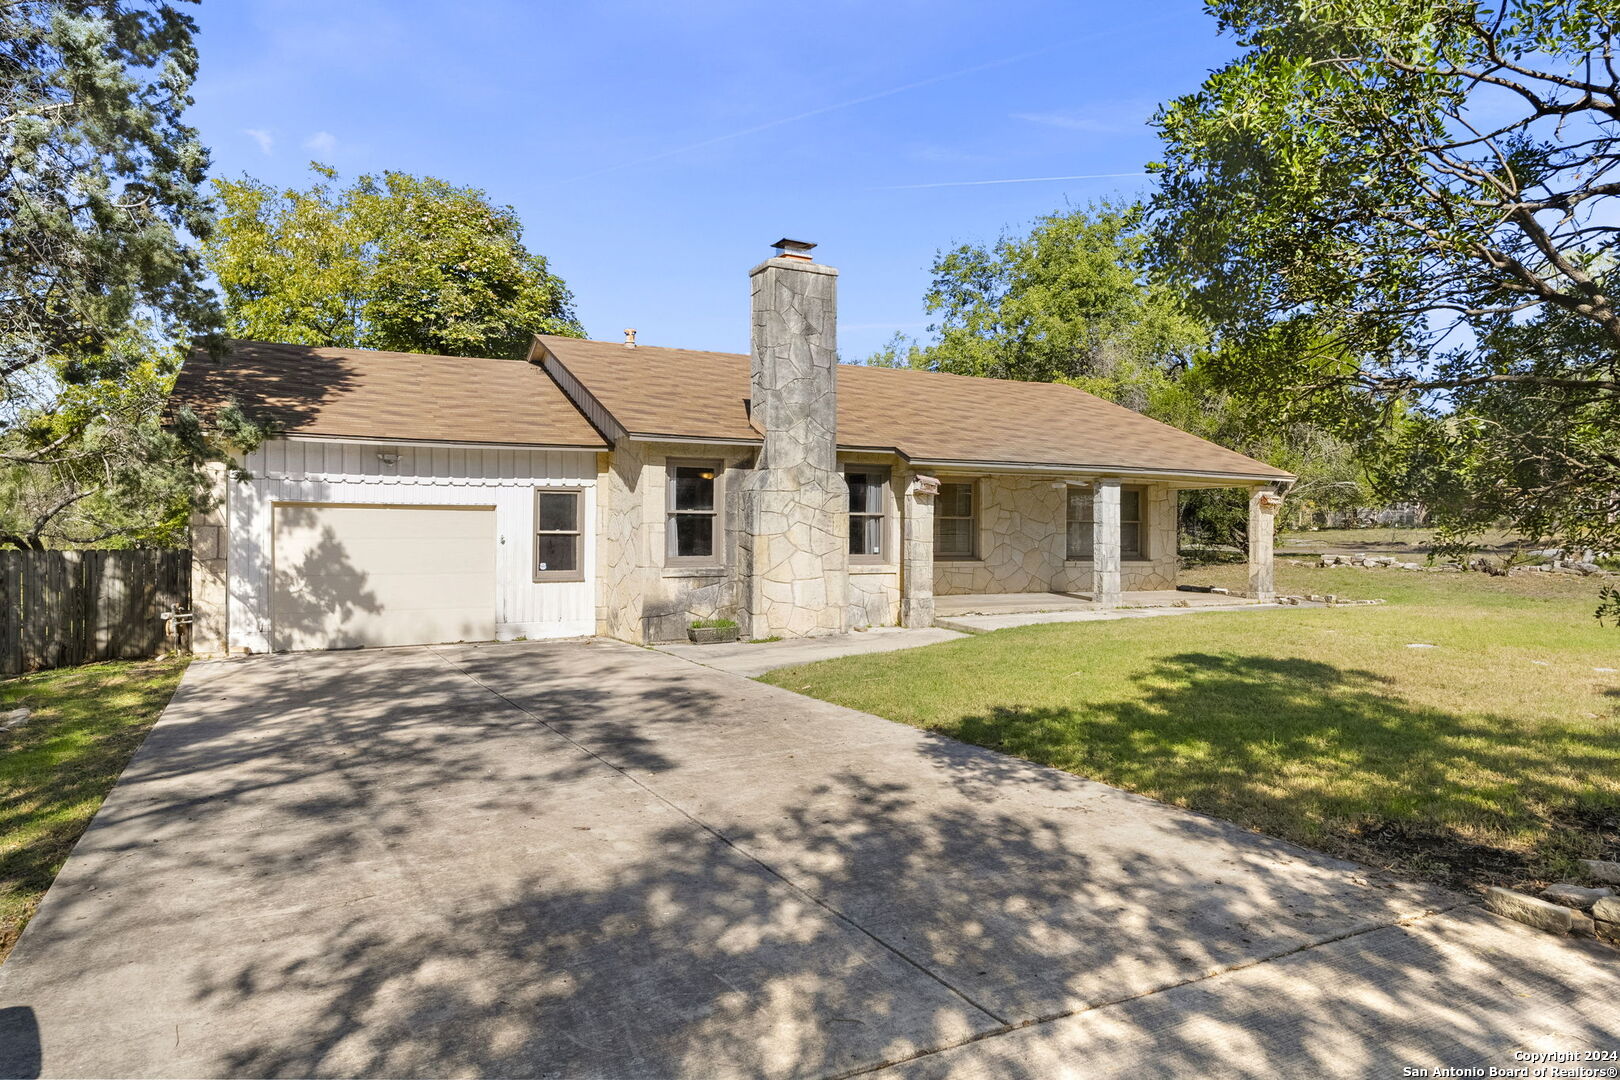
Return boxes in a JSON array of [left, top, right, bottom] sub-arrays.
[[0, 550, 190, 675]]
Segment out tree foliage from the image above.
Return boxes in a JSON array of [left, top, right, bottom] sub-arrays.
[[0, 329, 260, 549], [0, 1, 230, 548], [208, 165, 584, 359], [1152, 0, 1620, 555], [1, 0, 217, 412], [875, 200, 1206, 385]]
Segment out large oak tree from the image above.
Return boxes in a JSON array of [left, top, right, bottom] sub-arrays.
[[1152, 0, 1620, 571]]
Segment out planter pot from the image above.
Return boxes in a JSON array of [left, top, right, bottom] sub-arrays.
[[688, 625, 740, 645]]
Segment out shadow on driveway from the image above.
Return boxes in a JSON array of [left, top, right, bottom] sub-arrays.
[[0, 640, 1612, 1077]]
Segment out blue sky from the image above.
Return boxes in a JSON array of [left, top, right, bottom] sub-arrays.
[[189, 0, 1237, 360]]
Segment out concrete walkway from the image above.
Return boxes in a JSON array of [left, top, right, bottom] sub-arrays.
[[937, 600, 1286, 634], [656, 625, 965, 676], [1, 640, 1614, 1078]]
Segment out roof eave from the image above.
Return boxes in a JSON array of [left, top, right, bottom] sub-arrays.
[[905, 456, 1295, 486], [277, 432, 608, 452]]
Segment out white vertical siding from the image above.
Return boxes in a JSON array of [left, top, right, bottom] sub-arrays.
[[227, 438, 597, 653]]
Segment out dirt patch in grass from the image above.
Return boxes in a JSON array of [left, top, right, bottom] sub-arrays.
[[0, 657, 187, 961], [1343, 820, 1532, 890]]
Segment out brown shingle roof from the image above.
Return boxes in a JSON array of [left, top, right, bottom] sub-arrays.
[[170, 340, 607, 449], [537, 336, 1291, 481]]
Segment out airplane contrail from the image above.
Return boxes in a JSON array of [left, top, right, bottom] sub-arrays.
[[551, 15, 1173, 186], [877, 172, 1150, 190]]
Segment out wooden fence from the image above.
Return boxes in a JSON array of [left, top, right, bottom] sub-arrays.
[[0, 550, 191, 676]]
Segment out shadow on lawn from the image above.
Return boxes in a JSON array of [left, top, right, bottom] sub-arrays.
[[942, 652, 1620, 887], [1, 641, 1616, 1077]]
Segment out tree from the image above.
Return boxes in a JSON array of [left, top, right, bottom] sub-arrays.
[[208, 165, 585, 359], [1, 1, 229, 548], [1152, 0, 1620, 556], [876, 200, 1206, 385], [0, 329, 260, 549]]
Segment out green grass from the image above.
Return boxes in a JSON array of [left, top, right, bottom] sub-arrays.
[[762, 566, 1620, 891], [1276, 525, 1524, 559], [690, 618, 739, 630], [0, 657, 187, 961]]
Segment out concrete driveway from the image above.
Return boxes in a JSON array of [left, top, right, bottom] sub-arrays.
[[0, 639, 1613, 1078]]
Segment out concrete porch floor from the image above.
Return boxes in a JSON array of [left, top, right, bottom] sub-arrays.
[[933, 589, 1259, 617]]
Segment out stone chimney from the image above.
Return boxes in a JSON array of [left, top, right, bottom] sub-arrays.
[[741, 239, 848, 637]]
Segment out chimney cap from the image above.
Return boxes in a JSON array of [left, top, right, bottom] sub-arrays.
[[772, 238, 816, 260], [623, 328, 637, 348]]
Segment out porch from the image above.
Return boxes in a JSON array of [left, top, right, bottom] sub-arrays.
[[895, 471, 1289, 629]]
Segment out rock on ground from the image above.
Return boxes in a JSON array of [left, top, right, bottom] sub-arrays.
[[1541, 884, 1612, 911], [1484, 887, 1575, 933]]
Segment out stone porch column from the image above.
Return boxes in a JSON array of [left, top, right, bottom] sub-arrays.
[[1248, 486, 1283, 601], [900, 474, 938, 628], [189, 460, 229, 655], [1092, 478, 1122, 608]]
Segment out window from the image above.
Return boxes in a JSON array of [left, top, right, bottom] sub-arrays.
[[1121, 487, 1144, 558], [934, 481, 977, 559], [1066, 486, 1094, 560], [845, 468, 888, 562], [534, 488, 584, 581], [667, 460, 721, 562], [1066, 484, 1146, 560]]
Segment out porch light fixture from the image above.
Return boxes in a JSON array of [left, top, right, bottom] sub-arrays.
[[377, 451, 400, 466]]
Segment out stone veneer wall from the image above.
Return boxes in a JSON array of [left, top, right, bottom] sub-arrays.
[[595, 444, 909, 641], [595, 440, 755, 643], [742, 255, 849, 638], [188, 460, 230, 654], [596, 456, 1183, 642], [934, 476, 1178, 596]]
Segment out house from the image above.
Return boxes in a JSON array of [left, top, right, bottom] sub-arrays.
[[171, 239, 1294, 654]]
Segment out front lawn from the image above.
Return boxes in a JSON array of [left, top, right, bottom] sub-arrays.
[[0, 658, 187, 961], [762, 566, 1620, 892]]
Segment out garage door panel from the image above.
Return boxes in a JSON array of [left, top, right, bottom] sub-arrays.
[[272, 504, 497, 651]]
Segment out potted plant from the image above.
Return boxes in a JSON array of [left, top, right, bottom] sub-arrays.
[[687, 617, 740, 644]]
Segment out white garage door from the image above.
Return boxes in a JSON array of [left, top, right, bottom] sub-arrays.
[[271, 503, 497, 651]]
